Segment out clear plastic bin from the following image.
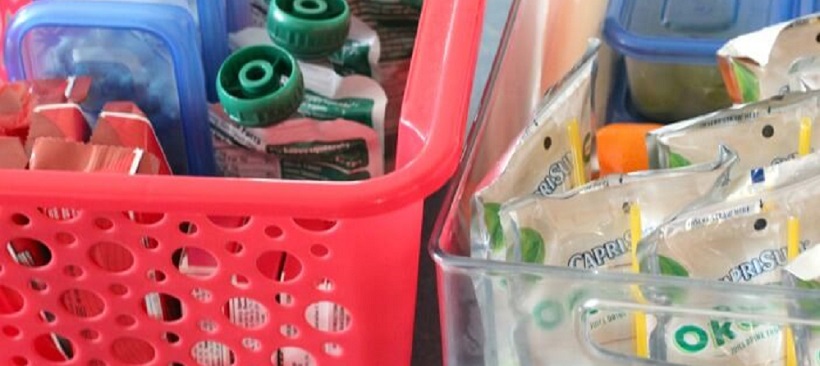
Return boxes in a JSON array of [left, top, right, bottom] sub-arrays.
[[432, 0, 820, 365], [603, 0, 801, 123]]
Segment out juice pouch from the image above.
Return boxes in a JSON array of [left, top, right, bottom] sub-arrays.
[[639, 173, 820, 366], [231, 18, 380, 79], [498, 146, 736, 364], [647, 90, 820, 172], [213, 114, 383, 180], [5, 0, 216, 175], [227, 28, 387, 147], [472, 41, 599, 261], [211, 44, 385, 180], [719, 14, 820, 104]]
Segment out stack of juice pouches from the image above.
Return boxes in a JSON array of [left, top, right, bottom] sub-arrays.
[[470, 2, 820, 364], [211, 0, 387, 181]]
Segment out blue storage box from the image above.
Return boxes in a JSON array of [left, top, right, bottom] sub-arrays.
[[4, 0, 217, 175], [604, 0, 801, 123]]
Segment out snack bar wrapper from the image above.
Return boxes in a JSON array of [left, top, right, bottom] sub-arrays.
[[28, 138, 159, 174], [0, 136, 27, 169], [0, 77, 91, 141], [719, 14, 820, 103], [91, 101, 171, 175], [24, 103, 89, 154], [0, 81, 30, 139]]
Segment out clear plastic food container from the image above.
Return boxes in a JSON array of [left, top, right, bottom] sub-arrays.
[[4, 0, 216, 175], [432, 0, 820, 365], [603, 0, 800, 123]]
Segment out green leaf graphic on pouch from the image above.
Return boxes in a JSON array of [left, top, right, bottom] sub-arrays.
[[797, 279, 820, 329], [733, 62, 760, 103], [668, 152, 692, 168], [483, 203, 504, 252], [520, 228, 546, 264], [657, 255, 689, 277], [655, 255, 689, 303]]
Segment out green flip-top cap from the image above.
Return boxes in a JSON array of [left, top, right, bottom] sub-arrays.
[[268, 0, 351, 59], [217, 44, 304, 127]]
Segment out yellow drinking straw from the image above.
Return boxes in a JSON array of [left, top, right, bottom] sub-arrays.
[[568, 118, 587, 188], [799, 117, 812, 157], [630, 203, 649, 358], [784, 216, 800, 366]]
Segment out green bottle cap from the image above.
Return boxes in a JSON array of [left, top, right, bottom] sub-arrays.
[[268, 0, 351, 59], [217, 44, 304, 127]]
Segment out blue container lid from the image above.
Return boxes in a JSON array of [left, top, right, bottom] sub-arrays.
[[190, 0, 229, 102], [31, 0, 229, 102], [227, 0, 252, 32], [605, 58, 647, 124], [4, 0, 216, 176], [604, 0, 801, 64]]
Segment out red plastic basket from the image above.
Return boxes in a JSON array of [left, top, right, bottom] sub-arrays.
[[0, 0, 484, 364]]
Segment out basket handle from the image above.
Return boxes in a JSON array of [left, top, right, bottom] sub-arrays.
[[394, 0, 485, 192]]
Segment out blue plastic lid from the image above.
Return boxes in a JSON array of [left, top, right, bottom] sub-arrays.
[[4, 0, 216, 176], [227, 0, 253, 32], [190, 0, 230, 102], [604, 0, 801, 64], [31, 0, 229, 102]]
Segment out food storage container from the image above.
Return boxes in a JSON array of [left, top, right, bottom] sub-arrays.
[[603, 0, 801, 123], [5, 0, 216, 175], [433, 0, 820, 365]]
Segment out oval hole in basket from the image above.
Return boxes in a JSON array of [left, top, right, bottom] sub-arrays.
[[122, 211, 164, 225], [304, 301, 352, 333], [11, 213, 30, 226], [257, 251, 302, 282], [0, 285, 25, 314], [293, 218, 337, 232], [89, 242, 134, 273], [111, 337, 156, 365], [223, 297, 269, 329], [33, 333, 75, 362], [172, 247, 218, 278], [192, 341, 235, 365], [38, 207, 79, 221], [142, 293, 183, 322], [208, 215, 250, 229], [7, 238, 52, 267], [272, 347, 315, 366], [60, 289, 105, 318]]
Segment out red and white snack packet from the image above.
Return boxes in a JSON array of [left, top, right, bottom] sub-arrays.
[[24, 103, 89, 154], [0, 81, 30, 140], [29, 138, 159, 174], [91, 101, 171, 175], [29, 77, 92, 105], [0, 136, 26, 169]]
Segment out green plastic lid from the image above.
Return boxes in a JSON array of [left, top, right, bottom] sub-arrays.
[[268, 0, 351, 59], [217, 44, 304, 127]]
